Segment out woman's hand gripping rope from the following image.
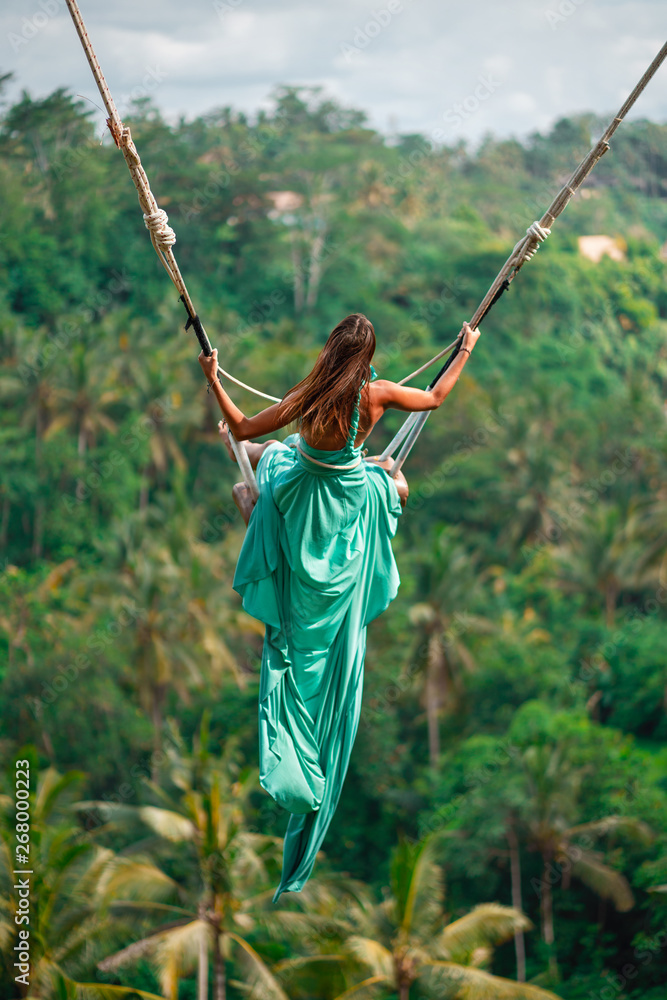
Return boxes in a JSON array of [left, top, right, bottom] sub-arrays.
[[198, 347, 220, 389], [457, 320, 480, 356]]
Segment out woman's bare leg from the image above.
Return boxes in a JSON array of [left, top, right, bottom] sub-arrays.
[[218, 422, 280, 526], [394, 470, 409, 507], [366, 456, 409, 507], [232, 483, 255, 526], [218, 421, 278, 470]]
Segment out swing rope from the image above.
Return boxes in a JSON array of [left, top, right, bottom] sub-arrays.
[[386, 38, 667, 476], [65, 0, 666, 484], [64, 0, 261, 499]]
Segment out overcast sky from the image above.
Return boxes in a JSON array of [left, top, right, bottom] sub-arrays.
[[1, 0, 665, 144]]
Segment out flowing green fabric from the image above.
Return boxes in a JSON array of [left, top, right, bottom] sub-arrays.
[[233, 375, 402, 901]]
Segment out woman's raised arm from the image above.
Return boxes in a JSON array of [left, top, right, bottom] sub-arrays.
[[372, 321, 480, 414], [198, 349, 291, 440]]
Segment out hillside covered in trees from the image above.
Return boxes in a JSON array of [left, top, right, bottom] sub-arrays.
[[1, 76, 667, 999]]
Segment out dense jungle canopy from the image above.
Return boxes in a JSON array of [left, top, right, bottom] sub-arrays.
[[1, 77, 667, 999]]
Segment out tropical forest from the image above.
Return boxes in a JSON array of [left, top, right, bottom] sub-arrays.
[[1, 75, 667, 1000]]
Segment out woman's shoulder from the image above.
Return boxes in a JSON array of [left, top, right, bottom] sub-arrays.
[[356, 380, 396, 436], [368, 378, 397, 403]]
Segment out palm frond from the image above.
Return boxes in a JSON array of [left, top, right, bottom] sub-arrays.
[[137, 806, 197, 842], [422, 961, 562, 999], [273, 954, 346, 973], [393, 835, 443, 935], [73, 800, 143, 826], [345, 935, 394, 979], [226, 930, 291, 1000], [97, 855, 180, 904], [97, 919, 195, 972], [295, 872, 365, 913], [571, 853, 634, 911], [132, 778, 183, 814], [69, 982, 167, 1000], [230, 831, 278, 888], [437, 903, 532, 962], [232, 955, 347, 998], [37, 767, 86, 820], [566, 816, 653, 843], [253, 906, 343, 942], [332, 975, 391, 1000], [0, 916, 15, 953], [152, 920, 208, 996], [109, 900, 194, 917]]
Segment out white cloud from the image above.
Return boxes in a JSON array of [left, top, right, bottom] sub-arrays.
[[0, 0, 664, 143]]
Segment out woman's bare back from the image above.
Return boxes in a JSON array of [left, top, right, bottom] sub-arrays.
[[199, 322, 478, 447], [300, 383, 384, 451]]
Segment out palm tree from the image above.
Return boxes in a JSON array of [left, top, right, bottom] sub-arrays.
[[628, 489, 667, 592], [408, 528, 495, 765], [518, 741, 652, 977], [426, 713, 654, 985], [0, 322, 59, 445], [553, 502, 644, 627], [77, 717, 332, 1000], [0, 558, 75, 677], [505, 816, 527, 983], [330, 834, 561, 1000], [0, 762, 163, 1000], [34, 331, 120, 528], [85, 506, 253, 770], [267, 88, 368, 313], [0, 321, 64, 556], [107, 320, 203, 509], [491, 393, 573, 556], [1, 89, 94, 175], [44, 339, 119, 460]]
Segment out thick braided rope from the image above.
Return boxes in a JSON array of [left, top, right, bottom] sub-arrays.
[[113, 123, 182, 281], [64, 0, 261, 498], [394, 221, 547, 391], [66, 0, 666, 480], [388, 41, 667, 476], [143, 209, 177, 250]]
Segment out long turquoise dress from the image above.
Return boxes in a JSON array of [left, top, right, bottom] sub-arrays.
[[232, 375, 402, 901]]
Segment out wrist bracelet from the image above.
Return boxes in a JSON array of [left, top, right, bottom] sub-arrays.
[[460, 347, 471, 356], [207, 376, 220, 393]]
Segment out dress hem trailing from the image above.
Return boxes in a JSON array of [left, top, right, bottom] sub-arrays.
[[232, 382, 402, 901]]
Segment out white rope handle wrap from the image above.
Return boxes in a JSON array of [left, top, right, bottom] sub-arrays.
[[144, 209, 177, 250], [521, 220, 552, 261], [527, 221, 551, 242]]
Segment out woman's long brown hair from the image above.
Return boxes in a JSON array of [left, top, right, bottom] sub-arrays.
[[277, 314, 376, 444]]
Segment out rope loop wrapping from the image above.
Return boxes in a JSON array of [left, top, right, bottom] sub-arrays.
[[143, 209, 177, 249], [62, 0, 667, 480], [119, 126, 138, 160], [522, 220, 552, 261], [527, 220, 551, 242]]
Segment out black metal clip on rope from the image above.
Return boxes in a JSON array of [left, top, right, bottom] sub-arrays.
[[180, 294, 213, 356], [424, 277, 512, 390]]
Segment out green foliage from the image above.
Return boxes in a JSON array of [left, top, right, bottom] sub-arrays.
[[1, 82, 666, 1000]]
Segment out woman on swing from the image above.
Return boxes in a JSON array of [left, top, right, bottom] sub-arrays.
[[198, 313, 479, 901]]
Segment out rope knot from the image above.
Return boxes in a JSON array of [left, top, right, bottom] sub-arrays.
[[522, 220, 552, 260], [143, 208, 176, 250]]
